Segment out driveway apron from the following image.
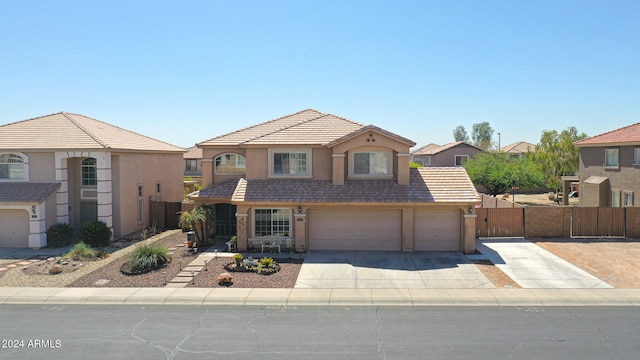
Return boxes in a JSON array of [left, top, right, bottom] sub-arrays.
[[476, 238, 612, 289], [295, 250, 493, 289]]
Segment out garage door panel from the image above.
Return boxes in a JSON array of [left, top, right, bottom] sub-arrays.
[[309, 209, 401, 251], [414, 210, 460, 251], [0, 210, 29, 248]]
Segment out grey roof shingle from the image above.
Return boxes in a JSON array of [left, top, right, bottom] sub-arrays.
[[0, 182, 60, 203], [194, 168, 479, 204]]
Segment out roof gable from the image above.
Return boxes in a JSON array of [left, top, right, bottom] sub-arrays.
[[326, 125, 416, 148], [415, 141, 483, 155], [500, 141, 536, 154], [0, 112, 184, 152], [575, 122, 640, 146]]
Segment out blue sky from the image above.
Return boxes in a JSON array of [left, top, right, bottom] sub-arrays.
[[1, 1, 639, 149]]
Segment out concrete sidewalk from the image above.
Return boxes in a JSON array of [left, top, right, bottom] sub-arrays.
[[1, 287, 639, 306]]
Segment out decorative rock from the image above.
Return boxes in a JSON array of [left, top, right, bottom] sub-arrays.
[[217, 272, 234, 283], [95, 279, 110, 286], [47, 257, 55, 262], [61, 261, 69, 265], [49, 264, 63, 274]]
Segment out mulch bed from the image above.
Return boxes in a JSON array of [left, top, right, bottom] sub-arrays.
[[67, 232, 199, 288]]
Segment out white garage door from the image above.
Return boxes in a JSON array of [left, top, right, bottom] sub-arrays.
[[309, 209, 402, 251], [414, 209, 461, 251], [0, 209, 29, 248]]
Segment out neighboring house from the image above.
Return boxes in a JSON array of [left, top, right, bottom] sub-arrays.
[[0, 112, 185, 248], [574, 122, 640, 207], [184, 146, 203, 178], [190, 109, 479, 253], [411, 142, 483, 167], [500, 141, 537, 157]]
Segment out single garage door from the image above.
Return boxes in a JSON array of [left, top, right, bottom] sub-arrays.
[[309, 209, 401, 251], [414, 209, 461, 251], [0, 209, 29, 248]]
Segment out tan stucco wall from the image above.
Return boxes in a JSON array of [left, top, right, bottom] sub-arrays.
[[114, 152, 184, 237], [430, 145, 482, 167], [245, 148, 268, 179], [312, 148, 332, 180], [26, 152, 56, 182]]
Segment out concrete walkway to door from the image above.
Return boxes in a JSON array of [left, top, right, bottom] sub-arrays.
[[476, 238, 613, 289], [295, 251, 494, 289]]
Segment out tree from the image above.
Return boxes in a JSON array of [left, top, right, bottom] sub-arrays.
[[534, 127, 587, 192], [471, 122, 494, 150], [463, 152, 545, 196], [178, 206, 215, 245], [453, 125, 469, 142]]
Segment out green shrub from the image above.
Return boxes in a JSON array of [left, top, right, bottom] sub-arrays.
[[78, 221, 112, 248], [233, 253, 243, 267], [47, 223, 75, 248], [64, 242, 98, 261], [260, 257, 274, 268], [127, 244, 171, 273]]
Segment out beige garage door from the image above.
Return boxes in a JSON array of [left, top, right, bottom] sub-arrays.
[[0, 209, 29, 248], [309, 209, 401, 251], [414, 209, 461, 251]]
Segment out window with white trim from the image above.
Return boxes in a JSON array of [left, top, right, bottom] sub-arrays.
[[624, 192, 634, 207], [137, 185, 144, 223], [186, 159, 197, 171], [0, 153, 25, 180], [351, 150, 391, 176], [612, 190, 621, 208], [254, 208, 291, 237], [81, 158, 97, 186], [215, 153, 246, 175], [605, 149, 619, 168], [270, 150, 309, 176], [634, 148, 640, 165], [455, 155, 469, 166]]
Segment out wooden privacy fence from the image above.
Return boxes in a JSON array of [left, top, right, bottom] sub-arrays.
[[477, 207, 640, 239], [149, 201, 182, 230]]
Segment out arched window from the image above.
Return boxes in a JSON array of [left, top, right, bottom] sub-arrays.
[[0, 153, 25, 180], [81, 158, 97, 186], [215, 153, 246, 175]]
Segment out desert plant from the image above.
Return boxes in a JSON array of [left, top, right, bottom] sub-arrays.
[[178, 206, 215, 245], [233, 253, 244, 267], [46, 223, 75, 248], [260, 257, 274, 268], [78, 221, 112, 248], [127, 244, 171, 273], [63, 242, 98, 261]]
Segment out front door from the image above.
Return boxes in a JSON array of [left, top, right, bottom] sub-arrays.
[[215, 203, 237, 237]]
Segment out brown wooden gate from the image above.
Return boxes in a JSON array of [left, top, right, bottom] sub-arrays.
[[571, 207, 624, 237], [476, 208, 524, 237]]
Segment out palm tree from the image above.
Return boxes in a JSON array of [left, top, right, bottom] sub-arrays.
[[178, 206, 215, 245]]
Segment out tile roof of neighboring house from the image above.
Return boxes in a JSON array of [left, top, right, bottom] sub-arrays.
[[0, 112, 184, 152], [412, 142, 483, 156], [184, 146, 203, 159], [500, 141, 537, 154], [412, 143, 440, 155], [0, 182, 60, 203], [574, 122, 640, 146], [194, 168, 479, 204]]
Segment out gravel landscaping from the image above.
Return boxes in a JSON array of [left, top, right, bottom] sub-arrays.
[[190, 257, 303, 288]]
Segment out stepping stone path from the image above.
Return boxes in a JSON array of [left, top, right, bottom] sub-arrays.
[[0, 258, 43, 274]]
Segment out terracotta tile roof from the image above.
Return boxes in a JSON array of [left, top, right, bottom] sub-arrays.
[[0, 112, 184, 152], [197, 109, 329, 146], [194, 178, 241, 202], [500, 141, 536, 154], [184, 146, 202, 159], [194, 168, 479, 204], [412, 143, 440, 155], [574, 122, 640, 146], [245, 114, 364, 145], [0, 182, 60, 203]]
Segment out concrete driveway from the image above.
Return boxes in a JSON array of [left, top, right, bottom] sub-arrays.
[[295, 251, 494, 289], [476, 238, 613, 289]]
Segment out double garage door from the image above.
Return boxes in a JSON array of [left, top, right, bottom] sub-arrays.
[[0, 210, 29, 248], [308, 208, 461, 251]]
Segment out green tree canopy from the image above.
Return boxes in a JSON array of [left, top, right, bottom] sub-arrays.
[[534, 127, 587, 191], [453, 125, 469, 142], [471, 122, 494, 150], [463, 152, 545, 196]]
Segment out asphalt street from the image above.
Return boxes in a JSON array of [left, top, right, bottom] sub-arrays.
[[0, 305, 638, 359]]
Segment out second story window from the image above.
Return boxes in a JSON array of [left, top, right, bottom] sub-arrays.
[[352, 151, 391, 176], [81, 158, 97, 186], [270, 150, 309, 176], [0, 153, 26, 180], [215, 154, 246, 175], [604, 149, 619, 168], [634, 148, 640, 165], [455, 155, 469, 166], [186, 159, 197, 171]]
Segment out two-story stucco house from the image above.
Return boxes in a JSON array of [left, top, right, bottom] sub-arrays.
[[190, 109, 480, 253], [411, 142, 483, 167], [574, 122, 640, 207], [0, 112, 185, 248]]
